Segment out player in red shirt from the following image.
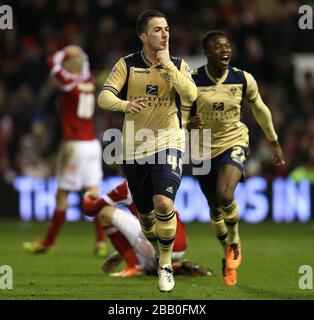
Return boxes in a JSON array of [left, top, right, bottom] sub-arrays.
[[83, 180, 213, 277], [23, 45, 107, 256]]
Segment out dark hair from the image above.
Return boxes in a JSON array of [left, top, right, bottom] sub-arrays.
[[202, 30, 227, 52], [136, 9, 167, 35]]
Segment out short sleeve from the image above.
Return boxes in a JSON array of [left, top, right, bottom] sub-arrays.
[[244, 71, 259, 103]]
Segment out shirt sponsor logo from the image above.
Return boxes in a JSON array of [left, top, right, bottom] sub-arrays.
[[213, 102, 224, 111], [134, 69, 150, 74], [200, 88, 216, 93], [146, 85, 159, 96]]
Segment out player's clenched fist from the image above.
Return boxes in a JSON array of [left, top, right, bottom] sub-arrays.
[[269, 140, 286, 166], [187, 113, 204, 130], [125, 98, 147, 115]]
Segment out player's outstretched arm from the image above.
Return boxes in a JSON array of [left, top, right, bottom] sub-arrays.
[[250, 94, 285, 166]]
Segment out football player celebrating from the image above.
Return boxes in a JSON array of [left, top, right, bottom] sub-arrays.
[[98, 9, 197, 292], [183, 30, 285, 286], [23, 45, 107, 256]]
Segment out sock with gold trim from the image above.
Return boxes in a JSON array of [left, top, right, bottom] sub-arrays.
[[138, 212, 159, 256], [220, 200, 239, 244], [210, 210, 228, 252], [155, 209, 177, 266]]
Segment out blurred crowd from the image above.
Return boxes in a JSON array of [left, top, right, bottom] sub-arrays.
[[0, 0, 314, 183]]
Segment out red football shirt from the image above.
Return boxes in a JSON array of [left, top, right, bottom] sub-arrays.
[[48, 50, 96, 141]]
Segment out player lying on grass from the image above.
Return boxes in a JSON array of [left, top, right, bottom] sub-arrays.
[[83, 180, 213, 277]]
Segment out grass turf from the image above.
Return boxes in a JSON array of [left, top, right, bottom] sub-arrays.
[[0, 220, 314, 300]]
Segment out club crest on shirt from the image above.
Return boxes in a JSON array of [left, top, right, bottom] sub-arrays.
[[230, 87, 238, 96]]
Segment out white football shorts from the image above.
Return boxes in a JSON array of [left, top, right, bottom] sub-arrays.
[[56, 139, 103, 191]]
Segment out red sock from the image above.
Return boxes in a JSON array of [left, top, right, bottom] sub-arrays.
[[83, 197, 108, 216], [107, 181, 129, 202], [43, 209, 66, 247], [94, 215, 105, 242], [104, 226, 140, 267]]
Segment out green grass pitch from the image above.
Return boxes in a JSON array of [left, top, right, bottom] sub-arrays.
[[0, 220, 314, 300]]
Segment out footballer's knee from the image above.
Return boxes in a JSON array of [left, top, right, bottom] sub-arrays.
[[216, 190, 234, 208], [98, 206, 115, 227], [205, 193, 219, 209], [56, 189, 69, 211], [209, 206, 223, 221], [138, 211, 155, 223], [153, 195, 173, 214]]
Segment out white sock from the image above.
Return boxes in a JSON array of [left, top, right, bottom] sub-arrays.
[[111, 208, 140, 246], [111, 208, 154, 258]]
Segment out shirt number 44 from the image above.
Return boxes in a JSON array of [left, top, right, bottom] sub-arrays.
[[167, 155, 183, 175]]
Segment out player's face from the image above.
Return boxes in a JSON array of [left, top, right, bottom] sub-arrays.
[[206, 36, 232, 70], [143, 17, 169, 51]]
